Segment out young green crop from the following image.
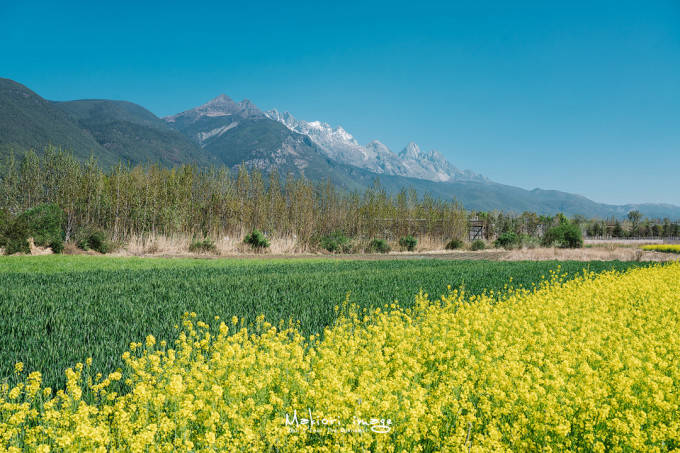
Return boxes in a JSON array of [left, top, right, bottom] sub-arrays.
[[0, 256, 647, 389]]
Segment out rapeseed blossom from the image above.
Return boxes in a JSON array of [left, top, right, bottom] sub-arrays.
[[642, 244, 680, 254], [0, 263, 679, 451]]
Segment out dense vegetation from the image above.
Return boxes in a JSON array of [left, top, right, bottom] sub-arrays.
[[1, 263, 677, 451], [0, 256, 646, 390]]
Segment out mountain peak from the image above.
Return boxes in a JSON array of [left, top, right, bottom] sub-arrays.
[[165, 94, 263, 122], [426, 149, 445, 161], [399, 142, 421, 159], [208, 94, 234, 105], [265, 109, 296, 124], [266, 109, 486, 184], [365, 140, 392, 154], [236, 99, 263, 117]]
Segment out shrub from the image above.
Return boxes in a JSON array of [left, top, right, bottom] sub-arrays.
[[49, 237, 65, 254], [18, 203, 65, 247], [3, 216, 30, 255], [494, 232, 520, 249], [367, 238, 391, 253], [520, 234, 541, 249], [542, 223, 583, 248], [470, 239, 486, 251], [189, 238, 217, 254], [399, 235, 418, 251], [320, 232, 352, 253], [77, 229, 111, 254], [445, 238, 464, 250], [244, 230, 270, 250], [76, 237, 90, 251], [88, 230, 110, 253]]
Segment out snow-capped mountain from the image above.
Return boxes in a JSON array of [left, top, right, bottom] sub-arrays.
[[164, 97, 487, 183], [162, 96, 337, 176], [266, 109, 372, 167], [398, 142, 485, 182], [266, 109, 485, 183]]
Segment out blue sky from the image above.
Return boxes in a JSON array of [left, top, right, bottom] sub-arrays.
[[1, 1, 679, 205]]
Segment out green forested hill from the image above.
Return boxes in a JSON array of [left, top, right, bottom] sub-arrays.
[[52, 99, 215, 167], [0, 79, 213, 167], [0, 78, 118, 166]]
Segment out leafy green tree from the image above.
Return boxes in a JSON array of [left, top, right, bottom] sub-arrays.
[[0, 152, 20, 214], [19, 150, 42, 210], [542, 223, 583, 248], [627, 210, 642, 236]]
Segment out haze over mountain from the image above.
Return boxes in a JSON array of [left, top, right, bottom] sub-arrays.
[[1, 77, 679, 219]]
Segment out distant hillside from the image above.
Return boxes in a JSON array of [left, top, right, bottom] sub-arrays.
[[304, 171, 680, 219], [0, 78, 117, 165], [52, 99, 214, 167]]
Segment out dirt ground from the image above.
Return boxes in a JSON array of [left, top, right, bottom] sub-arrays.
[[500, 247, 676, 262], [107, 247, 677, 262]]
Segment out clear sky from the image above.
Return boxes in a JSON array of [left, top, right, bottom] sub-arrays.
[[1, 1, 679, 205]]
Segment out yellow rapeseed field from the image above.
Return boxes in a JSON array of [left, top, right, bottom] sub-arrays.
[[1, 263, 679, 452], [642, 244, 680, 254]]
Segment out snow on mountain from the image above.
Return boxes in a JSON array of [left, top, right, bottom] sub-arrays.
[[266, 109, 376, 168], [266, 109, 485, 183]]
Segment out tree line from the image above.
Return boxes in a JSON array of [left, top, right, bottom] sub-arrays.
[[0, 147, 468, 245], [1, 147, 677, 250], [470, 211, 679, 240]]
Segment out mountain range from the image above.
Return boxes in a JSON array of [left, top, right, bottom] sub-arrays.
[[266, 109, 486, 184], [1, 77, 678, 219]]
